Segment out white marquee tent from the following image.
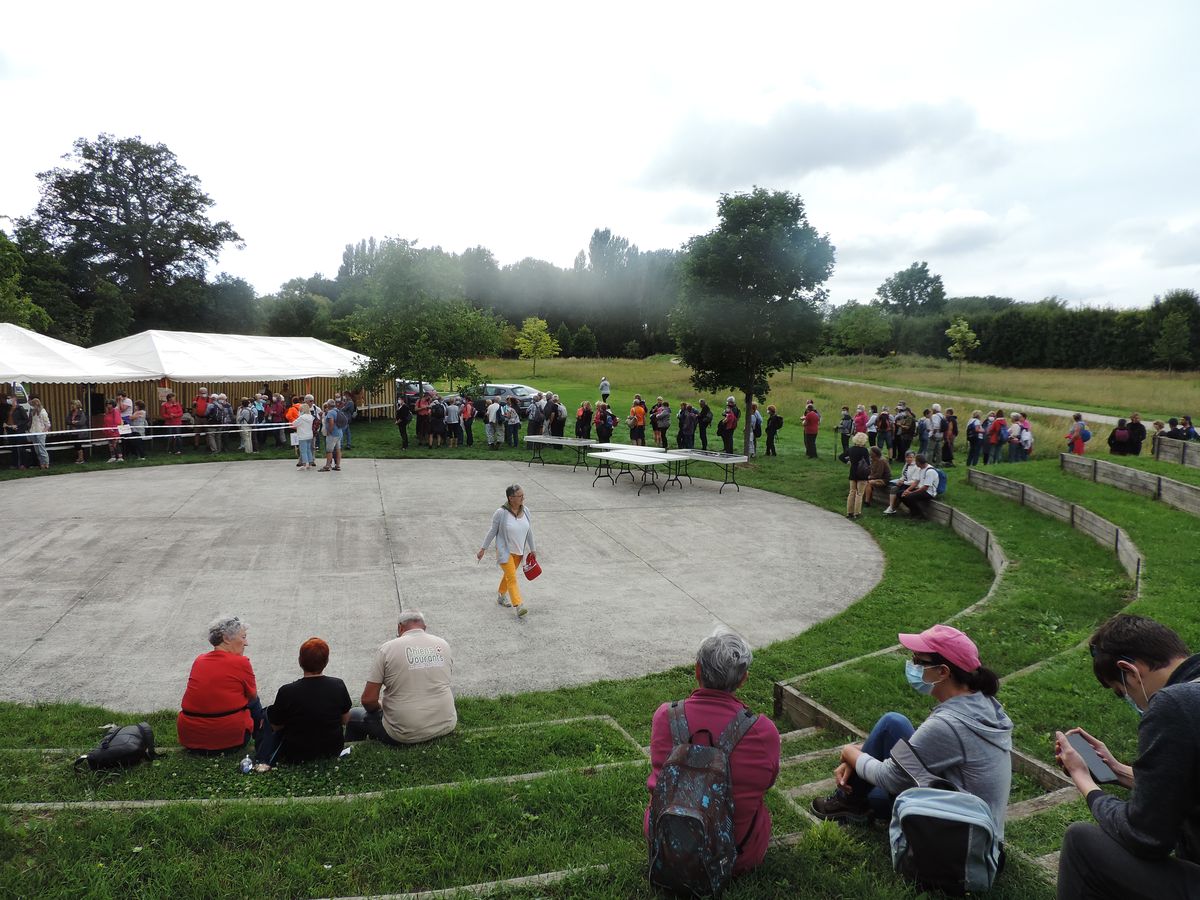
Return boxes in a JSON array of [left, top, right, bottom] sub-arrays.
[[0, 323, 158, 384], [91, 330, 368, 381]]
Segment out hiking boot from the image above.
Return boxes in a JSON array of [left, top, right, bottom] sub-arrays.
[[811, 791, 872, 825], [497, 593, 512, 607], [516, 605, 528, 618]]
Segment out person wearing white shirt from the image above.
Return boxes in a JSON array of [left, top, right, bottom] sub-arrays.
[[886, 454, 940, 516], [883, 451, 919, 514]]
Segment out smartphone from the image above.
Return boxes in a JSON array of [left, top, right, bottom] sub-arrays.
[[1066, 732, 1120, 784]]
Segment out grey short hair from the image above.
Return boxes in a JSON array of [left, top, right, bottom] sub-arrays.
[[505, 484, 523, 499], [696, 628, 753, 692], [207, 615, 246, 647], [398, 610, 426, 627]]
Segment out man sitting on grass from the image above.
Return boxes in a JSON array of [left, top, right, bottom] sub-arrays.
[[1055, 614, 1200, 898], [645, 629, 780, 877], [884, 453, 938, 516], [346, 610, 457, 746]]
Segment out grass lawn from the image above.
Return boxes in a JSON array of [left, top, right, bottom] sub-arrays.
[[800, 352, 1198, 422], [5, 356, 1190, 898]]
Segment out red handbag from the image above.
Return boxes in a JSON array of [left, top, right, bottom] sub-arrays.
[[521, 553, 542, 580]]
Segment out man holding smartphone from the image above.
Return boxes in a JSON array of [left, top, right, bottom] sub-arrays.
[[1054, 614, 1200, 898]]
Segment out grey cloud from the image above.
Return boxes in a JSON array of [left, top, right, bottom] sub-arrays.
[[661, 201, 716, 227], [1144, 221, 1200, 268], [642, 100, 998, 190]]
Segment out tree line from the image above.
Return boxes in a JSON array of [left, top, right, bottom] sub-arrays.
[[2, 133, 1196, 374]]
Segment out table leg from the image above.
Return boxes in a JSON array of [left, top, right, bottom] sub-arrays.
[[572, 446, 591, 472], [527, 444, 545, 467], [592, 460, 615, 486]]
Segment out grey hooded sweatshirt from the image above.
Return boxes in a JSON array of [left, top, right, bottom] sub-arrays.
[[856, 691, 1014, 837]]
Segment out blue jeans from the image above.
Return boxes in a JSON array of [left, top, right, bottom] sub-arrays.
[[299, 439, 314, 465], [345, 707, 402, 746], [967, 437, 982, 466], [845, 711, 916, 817]]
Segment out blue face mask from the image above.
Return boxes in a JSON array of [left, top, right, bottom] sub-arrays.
[[905, 660, 936, 695], [1120, 671, 1145, 718]]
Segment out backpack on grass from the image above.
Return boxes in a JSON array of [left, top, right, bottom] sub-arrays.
[[648, 702, 758, 898], [74, 723, 158, 771], [888, 739, 1003, 896]]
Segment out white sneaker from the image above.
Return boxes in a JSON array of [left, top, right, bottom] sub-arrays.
[[497, 593, 512, 607], [516, 606, 528, 618], [883, 507, 897, 515]]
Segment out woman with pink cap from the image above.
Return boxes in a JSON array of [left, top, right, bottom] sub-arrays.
[[811, 623, 1013, 837]]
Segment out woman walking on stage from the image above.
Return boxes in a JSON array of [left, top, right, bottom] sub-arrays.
[[476, 484, 537, 618]]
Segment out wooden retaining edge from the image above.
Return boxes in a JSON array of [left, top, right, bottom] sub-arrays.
[[966, 467, 1145, 598], [773, 685, 1071, 793], [780, 502, 1008, 688], [1061, 452, 1200, 518], [1153, 434, 1200, 469]]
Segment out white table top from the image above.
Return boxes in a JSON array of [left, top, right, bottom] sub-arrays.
[[588, 442, 666, 452], [524, 435, 595, 447], [587, 449, 689, 464]]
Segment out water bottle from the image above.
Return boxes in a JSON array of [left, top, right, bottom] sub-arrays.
[[239, 755, 253, 774]]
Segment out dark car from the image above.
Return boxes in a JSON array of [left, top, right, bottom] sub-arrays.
[[467, 383, 541, 419], [395, 379, 435, 410]]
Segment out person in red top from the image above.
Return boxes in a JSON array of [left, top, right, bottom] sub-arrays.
[[102, 398, 124, 463], [178, 615, 264, 753], [645, 629, 781, 876], [853, 405, 869, 434], [985, 408, 1007, 465], [160, 392, 184, 455], [803, 403, 821, 458]]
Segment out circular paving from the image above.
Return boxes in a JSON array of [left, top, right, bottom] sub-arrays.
[[0, 458, 884, 711]]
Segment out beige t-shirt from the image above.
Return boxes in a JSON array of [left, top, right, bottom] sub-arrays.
[[368, 629, 457, 743]]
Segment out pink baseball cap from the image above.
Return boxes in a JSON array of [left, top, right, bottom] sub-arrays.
[[898, 624, 981, 672]]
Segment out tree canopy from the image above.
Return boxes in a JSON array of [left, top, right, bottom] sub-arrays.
[[875, 261, 946, 315], [672, 187, 834, 454], [514, 317, 560, 374]]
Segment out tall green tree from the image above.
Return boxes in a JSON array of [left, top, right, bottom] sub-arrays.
[[26, 133, 242, 332], [514, 317, 560, 374], [671, 187, 834, 455], [876, 261, 946, 315], [1153, 310, 1193, 372], [555, 322, 573, 357], [572, 324, 597, 357], [945, 316, 981, 376], [0, 233, 52, 332], [834, 302, 891, 366], [347, 299, 500, 392]]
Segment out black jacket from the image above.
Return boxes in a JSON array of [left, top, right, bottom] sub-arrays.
[[1089, 653, 1200, 861]]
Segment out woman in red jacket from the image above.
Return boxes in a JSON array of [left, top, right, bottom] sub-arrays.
[[102, 399, 124, 463], [645, 629, 781, 876], [160, 392, 184, 455], [178, 615, 264, 753]]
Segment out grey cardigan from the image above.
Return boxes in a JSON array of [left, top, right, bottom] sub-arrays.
[[480, 506, 535, 566]]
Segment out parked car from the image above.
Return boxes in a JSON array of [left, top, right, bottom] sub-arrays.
[[467, 383, 541, 419], [395, 379, 436, 409]]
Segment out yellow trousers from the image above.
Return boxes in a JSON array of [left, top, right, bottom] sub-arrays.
[[498, 554, 524, 607]]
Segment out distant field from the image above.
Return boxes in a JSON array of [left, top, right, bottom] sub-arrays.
[[799, 354, 1197, 421]]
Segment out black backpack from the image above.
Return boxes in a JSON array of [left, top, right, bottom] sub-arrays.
[[648, 702, 758, 898], [74, 723, 158, 771]]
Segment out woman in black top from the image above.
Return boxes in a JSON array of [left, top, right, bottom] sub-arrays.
[[255, 637, 351, 769], [846, 432, 871, 519]]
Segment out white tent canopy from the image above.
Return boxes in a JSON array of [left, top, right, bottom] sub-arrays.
[[0, 323, 159, 384], [91, 330, 368, 381]]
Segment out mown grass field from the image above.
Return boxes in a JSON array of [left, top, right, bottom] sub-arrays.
[[800, 352, 1198, 422], [2, 355, 1195, 898]]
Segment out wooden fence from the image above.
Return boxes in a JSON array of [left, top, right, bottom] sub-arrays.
[[1061, 453, 1200, 518], [1153, 434, 1200, 469], [966, 468, 1144, 591]]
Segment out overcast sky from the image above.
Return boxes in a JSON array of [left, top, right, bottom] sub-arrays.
[[2, 2, 1197, 308]]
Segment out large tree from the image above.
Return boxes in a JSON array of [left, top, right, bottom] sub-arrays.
[[27, 133, 242, 330], [0, 233, 52, 332], [875, 261, 946, 315], [347, 298, 500, 392], [833, 301, 891, 364], [672, 188, 834, 455]]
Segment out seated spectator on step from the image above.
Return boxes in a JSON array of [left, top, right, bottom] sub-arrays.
[[178, 615, 266, 753], [255, 637, 352, 768], [883, 451, 918, 513], [812, 624, 1012, 839], [1055, 614, 1200, 898], [1107, 419, 1131, 455], [864, 446, 892, 507], [885, 454, 939, 516], [1164, 417, 1189, 442], [645, 628, 780, 876], [346, 610, 457, 745]]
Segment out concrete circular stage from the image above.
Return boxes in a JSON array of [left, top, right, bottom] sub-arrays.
[[0, 458, 884, 712]]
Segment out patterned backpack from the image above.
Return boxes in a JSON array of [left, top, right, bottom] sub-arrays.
[[648, 701, 758, 897]]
